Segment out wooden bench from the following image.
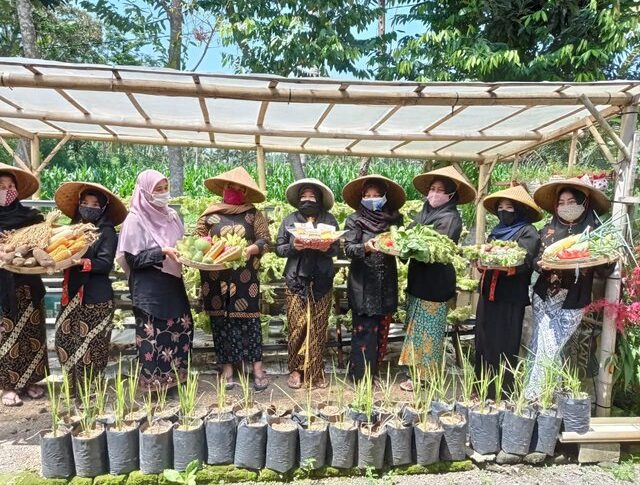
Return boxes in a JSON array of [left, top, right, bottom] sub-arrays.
[[560, 417, 640, 464]]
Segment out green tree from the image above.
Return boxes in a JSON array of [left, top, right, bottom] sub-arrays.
[[385, 0, 640, 81]]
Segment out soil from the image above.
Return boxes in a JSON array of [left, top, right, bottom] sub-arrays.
[[440, 412, 465, 425], [234, 404, 261, 419], [74, 427, 103, 440], [270, 420, 297, 432], [141, 420, 172, 435], [332, 420, 356, 431], [107, 422, 137, 433], [416, 421, 442, 432], [176, 419, 203, 431], [360, 424, 384, 437]]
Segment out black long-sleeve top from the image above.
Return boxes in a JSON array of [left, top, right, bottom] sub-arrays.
[[406, 205, 463, 303], [124, 247, 190, 320], [344, 213, 401, 317], [479, 225, 541, 305], [275, 212, 340, 300], [66, 224, 118, 304]]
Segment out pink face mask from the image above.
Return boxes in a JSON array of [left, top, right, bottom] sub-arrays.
[[427, 191, 453, 208], [0, 188, 18, 207], [223, 187, 246, 205]]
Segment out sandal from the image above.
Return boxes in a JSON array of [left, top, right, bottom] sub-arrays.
[[287, 372, 302, 390], [224, 377, 237, 391], [1, 391, 23, 407], [399, 379, 414, 392], [254, 372, 269, 392], [26, 385, 45, 400]]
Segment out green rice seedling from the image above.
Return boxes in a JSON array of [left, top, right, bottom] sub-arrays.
[[433, 353, 450, 404], [379, 362, 396, 411], [60, 367, 73, 417], [94, 373, 109, 417], [420, 379, 438, 427], [156, 384, 169, 416], [459, 351, 475, 404], [351, 360, 375, 423], [175, 360, 200, 429], [44, 371, 61, 437], [506, 360, 528, 416], [476, 364, 494, 413], [494, 358, 507, 407], [127, 360, 141, 415], [214, 374, 227, 418], [237, 365, 253, 413], [539, 360, 561, 410], [143, 388, 155, 425], [77, 367, 95, 434], [562, 363, 585, 398], [407, 346, 424, 411]]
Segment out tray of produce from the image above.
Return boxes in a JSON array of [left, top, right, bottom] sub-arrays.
[[0, 211, 98, 275], [375, 225, 461, 264], [541, 219, 623, 269], [288, 222, 347, 243], [478, 241, 526, 269], [177, 234, 247, 271]]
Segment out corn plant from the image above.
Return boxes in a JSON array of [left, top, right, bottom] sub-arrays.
[[127, 360, 141, 415], [476, 365, 494, 413], [45, 371, 61, 437], [175, 360, 200, 429], [94, 373, 109, 417], [77, 367, 95, 433]]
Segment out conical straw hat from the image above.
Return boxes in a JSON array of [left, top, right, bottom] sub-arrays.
[[0, 163, 39, 200], [483, 185, 543, 223], [204, 167, 266, 203], [55, 182, 128, 225], [533, 177, 610, 215], [285, 178, 335, 210], [413, 165, 476, 204], [342, 174, 406, 211]]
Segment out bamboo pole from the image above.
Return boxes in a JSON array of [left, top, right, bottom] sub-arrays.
[[0, 108, 544, 141], [596, 103, 638, 417], [30, 135, 40, 199], [585, 119, 616, 165], [256, 146, 266, 192], [579, 94, 632, 161], [36, 133, 70, 175], [568, 130, 579, 169], [0, 135, 30, 171], [0, 71, 637, 106]]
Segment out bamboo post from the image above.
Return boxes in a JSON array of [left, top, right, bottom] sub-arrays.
[[256, 146, 266, 192], [568, 130, 578, 170], [586, 119, 616, 165], [579, 94, 632, 162], [30, 136, 40, 199], [596, 104, 638, 417], [472, 163, 491, 311]]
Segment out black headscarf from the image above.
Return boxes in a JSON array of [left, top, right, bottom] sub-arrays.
[[71, 189, 111, 226], [293, 185, 323, 221], [543, 187, 599, 244], [353, 179, 402, 234], [0, 174, 44, 320]]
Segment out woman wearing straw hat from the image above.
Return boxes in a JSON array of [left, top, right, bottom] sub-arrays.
[[0, 164, 47, 406], [399, 166, 475, 391], [275, 178, 340, 389], [196, 167, 271, 391], [53, 182, 127, 389], [116, 170, 193, 390], [525, 178, 612, 399], [475, 185, 541, 397], [343, 175, 405, 381]]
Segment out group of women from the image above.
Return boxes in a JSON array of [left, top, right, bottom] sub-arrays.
[[0, 160, 611, 406]]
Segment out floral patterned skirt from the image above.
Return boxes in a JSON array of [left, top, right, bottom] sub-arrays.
[[134, 308, 193, 389], [399, 295, 448, 371]]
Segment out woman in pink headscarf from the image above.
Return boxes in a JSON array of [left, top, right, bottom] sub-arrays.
[[117, 170, 192, 389]]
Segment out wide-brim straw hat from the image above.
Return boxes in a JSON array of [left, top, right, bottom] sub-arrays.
[[413, 165, 476, 204], [55, 182, 128, 225], [533, 177, 611, 215], [0, 163, 39, 200], [286, 178, 335, 210], [204, 166, 266, 204], [342, 174, 406, 211], [483, 185, 544, 223]]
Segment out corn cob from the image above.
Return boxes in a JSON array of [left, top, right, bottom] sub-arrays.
[[543, 234, 580, 258], [51, 248, 73, 262]]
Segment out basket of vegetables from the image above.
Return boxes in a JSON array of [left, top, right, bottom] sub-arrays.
[[375, 226, 462, 264], [541, 221, 622, 270], [177, 234, 247, 271], [287, 223, 346, 251], [477, 241, 527, 270], [0, 211, 98, 275]]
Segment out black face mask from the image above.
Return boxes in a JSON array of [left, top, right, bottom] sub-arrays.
[[299, 200, 321, 217], [78, 206, 104, 223], [497, 209, 517, 226]]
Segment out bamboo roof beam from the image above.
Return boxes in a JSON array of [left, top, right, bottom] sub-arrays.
[[0, 95, 22, 111], [41, 120, 65, 133], [0, 118, 34, 139], [2, 72, 638, 106], [255, 101, 269, 145], [126, 93, 151, 121], [100, 125, 118, 137], [0, 108, 548, 141], [423, 107, 466, 132], [37, 133, 71, 175], [0, 135, 30, 171], [56, 89, 89, 115], [585, 119, 616, 165], [579, 94, 632, 161], [314, 104, 334, 129], [568, 130, 579, 168], [368, 106, 401, 131], [479, 107, 529, 132], [532, 107, 586, 133], [193, 74, 214, 143]]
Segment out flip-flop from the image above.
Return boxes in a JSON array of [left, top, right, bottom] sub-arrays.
[[26, 385, 45, 400], [254, 374, 269, 392], [224, 379, 237, 391], [1, 392, 23, 407], [399, 380, 414, 392], [287, 374, 302, 390]]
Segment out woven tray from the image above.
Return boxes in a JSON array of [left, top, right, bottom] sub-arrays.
[[542, 254, 618, 270], [375, 235, 402, 257], [179, 256, 226, 271], [1, 245, 89, 275]]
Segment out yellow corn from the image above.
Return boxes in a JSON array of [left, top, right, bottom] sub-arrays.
[[51, 247, 73, 262], [544, 234, 580, 257]]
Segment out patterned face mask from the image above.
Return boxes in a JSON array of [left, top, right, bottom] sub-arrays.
[[0, 188, 18, 207], [427, 191, 453, 208], [557, 203, 585, 222], [361, 194, 387, 212]]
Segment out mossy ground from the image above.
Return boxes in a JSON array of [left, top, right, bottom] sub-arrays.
[[0, 460, 473, 485]]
